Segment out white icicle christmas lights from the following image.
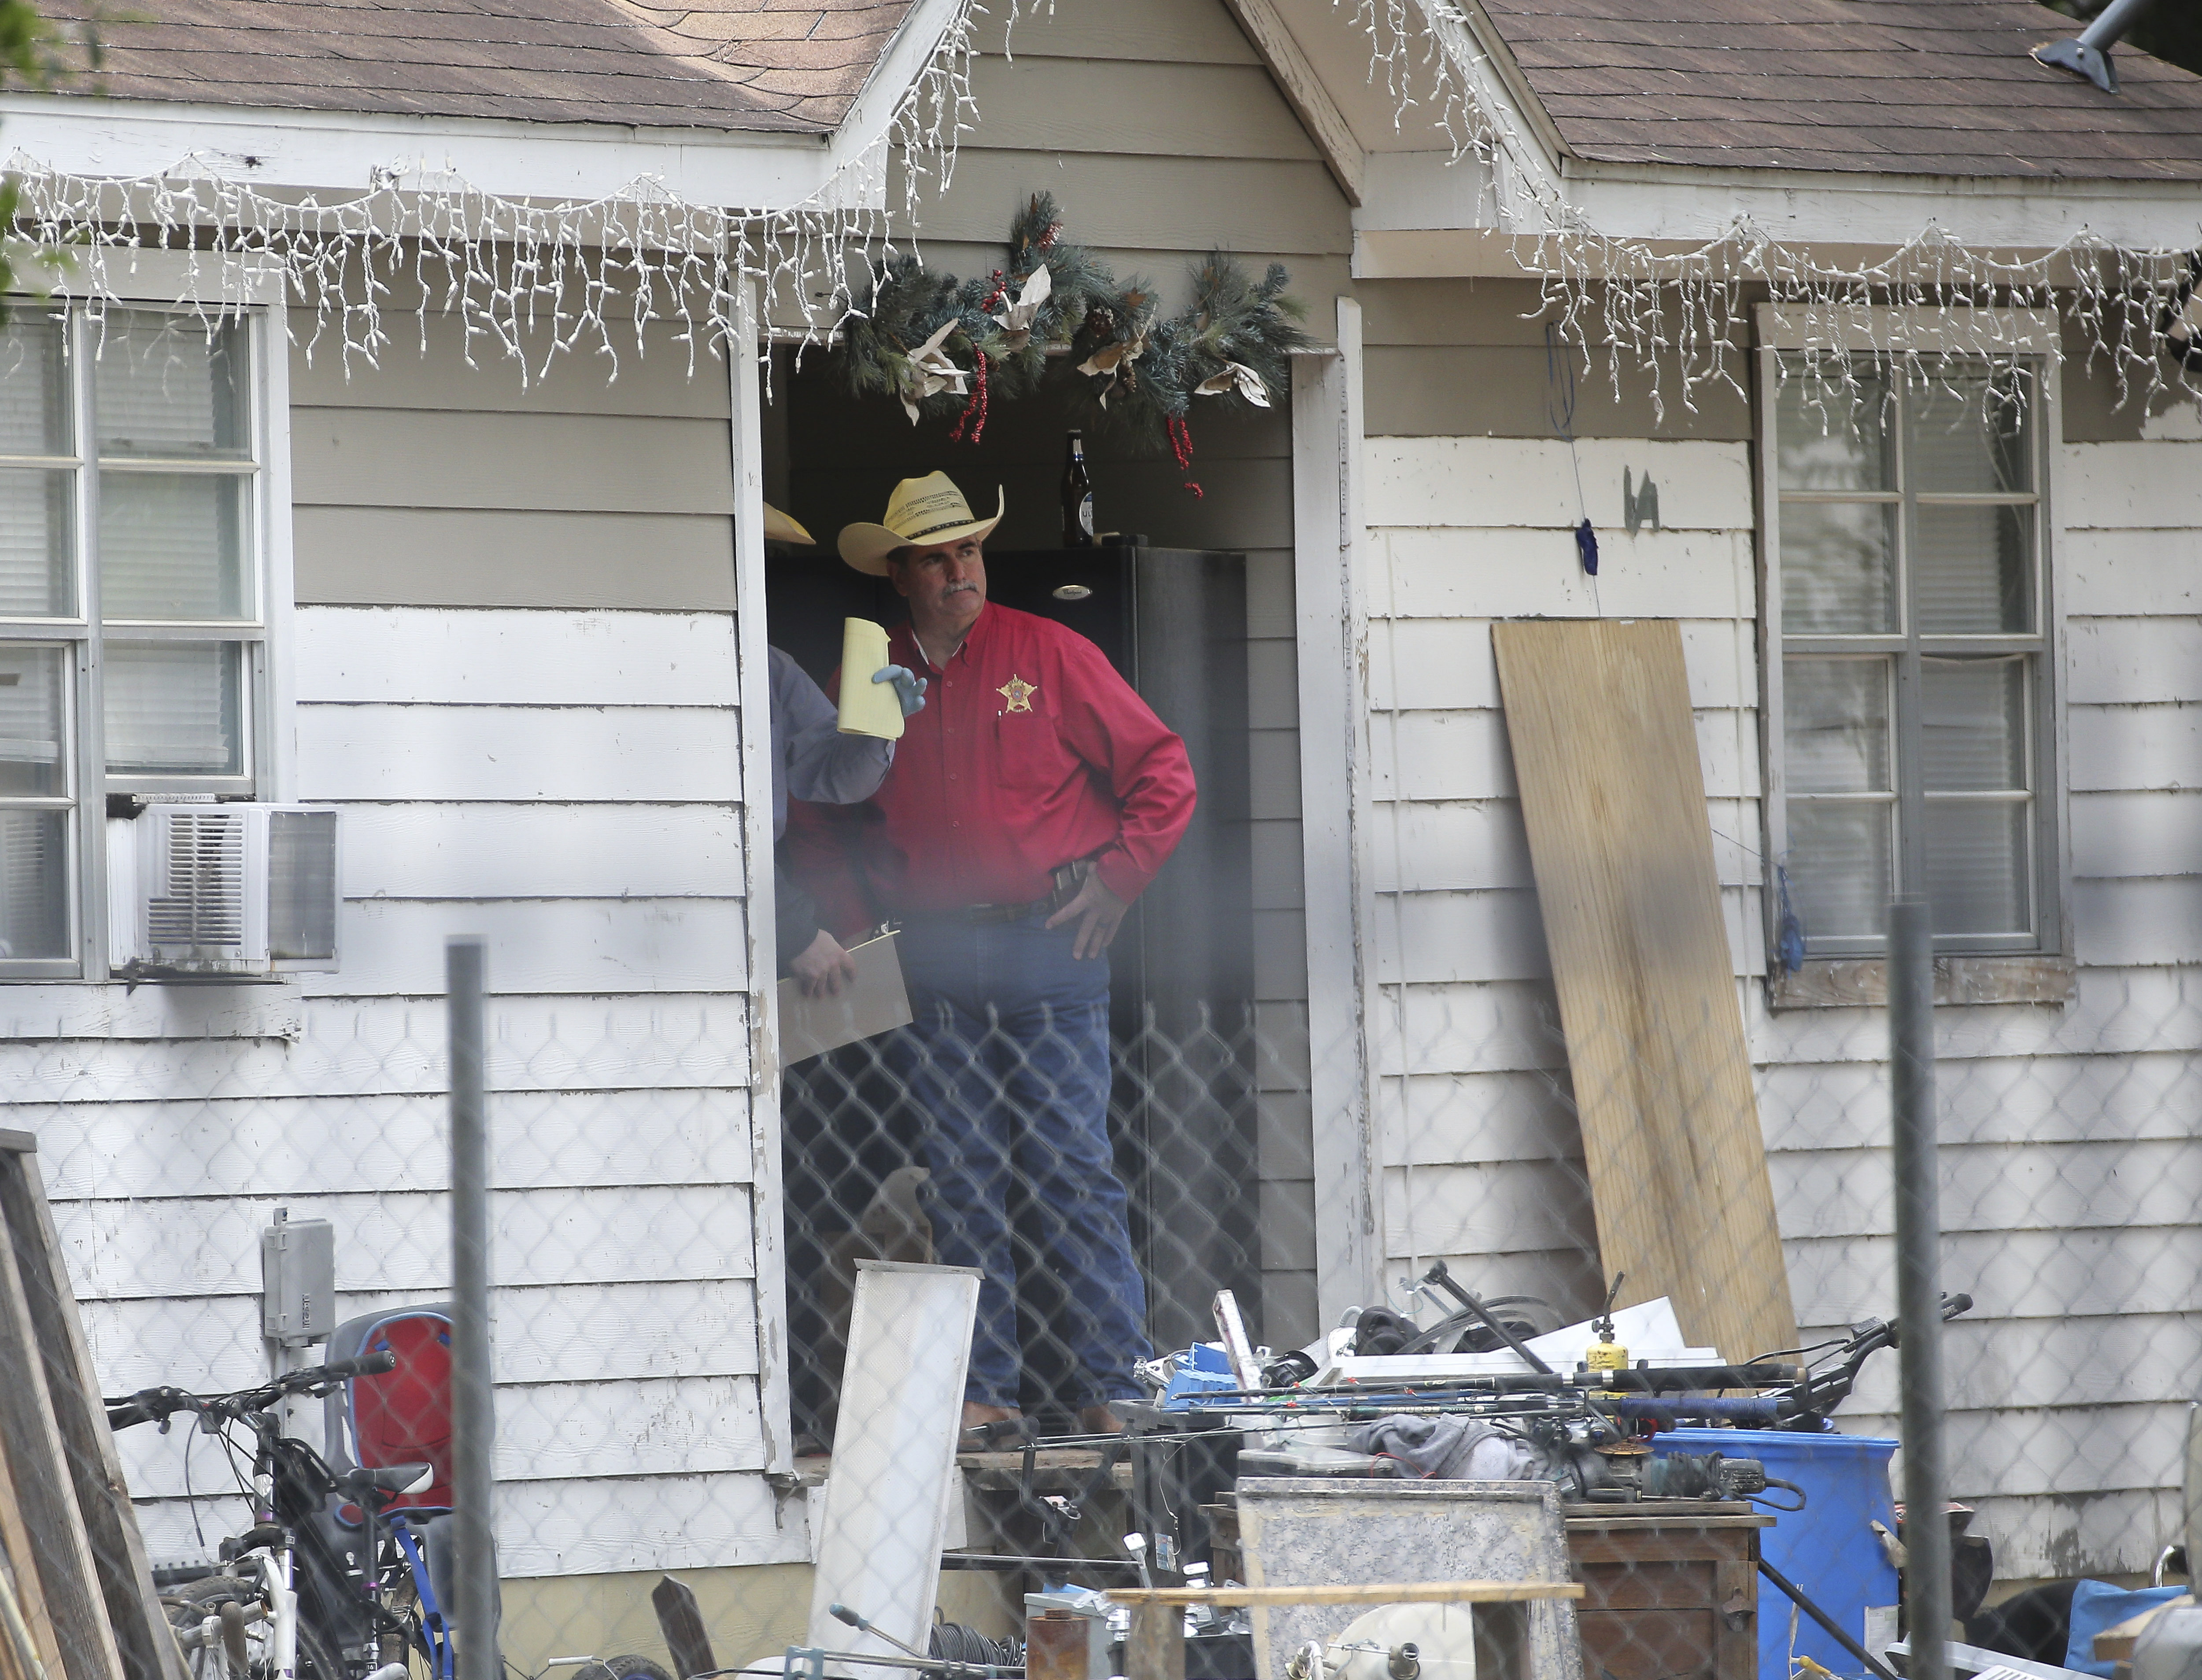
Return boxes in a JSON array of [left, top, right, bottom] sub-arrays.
[[3, 0, 1021, 383], [1330, 0, 2202, 418]]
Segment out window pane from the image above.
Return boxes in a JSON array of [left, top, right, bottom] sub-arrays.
[[94, 311, 248, 459], [1912, 369, 2033, 495], [0, 809, 68, 960], [98, 473, 248, 620], [1923, 657, 2027, 791], [1916, 504, 2032, 634], [0, 319, 71, 458], [1785, 800, 1894, 939], [0, 645, 67, 795], [1925, 797, 2029, 937], [1780, 501, 1898, 633], [1784, 657, 1891, 792], [104, 641, 244, 776], [1776, 371, 1891, 491], [0, 469, 74, 617]]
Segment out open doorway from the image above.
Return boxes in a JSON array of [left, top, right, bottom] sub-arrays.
[[765, 348, 1298, 1436]]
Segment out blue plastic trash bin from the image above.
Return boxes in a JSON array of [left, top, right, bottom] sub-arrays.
[[1652, 1428, 1900, 1680]]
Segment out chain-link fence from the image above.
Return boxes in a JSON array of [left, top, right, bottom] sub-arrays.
[[8, 934, 2200, 1680]]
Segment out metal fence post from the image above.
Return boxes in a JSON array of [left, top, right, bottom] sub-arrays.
[[448, 936, 499, 1680], [1889, 897, 1949, 1680]]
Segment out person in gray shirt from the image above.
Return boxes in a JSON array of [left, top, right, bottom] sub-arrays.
[[767, 505, 926, 995]]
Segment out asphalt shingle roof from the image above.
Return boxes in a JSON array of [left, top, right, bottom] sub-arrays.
[[35, 0, 920, 134], [1474, 0, 2202, 180]]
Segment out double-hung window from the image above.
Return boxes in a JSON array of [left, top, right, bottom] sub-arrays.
[[0, 285, 284, 980], [1758, 307, 2062, 966]]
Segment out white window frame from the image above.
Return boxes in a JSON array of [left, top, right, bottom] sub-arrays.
[[1755, 303, 2073, 990], [0, 251, 295, 982]]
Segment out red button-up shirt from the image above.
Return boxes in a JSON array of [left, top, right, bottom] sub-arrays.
[[821, 602, 1197, 915]]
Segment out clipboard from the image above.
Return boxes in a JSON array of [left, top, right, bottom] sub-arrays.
[[777, 930, 913, 1065]]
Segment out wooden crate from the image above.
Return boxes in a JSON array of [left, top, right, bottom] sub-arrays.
[[1566, 1501, 1769, 1680]]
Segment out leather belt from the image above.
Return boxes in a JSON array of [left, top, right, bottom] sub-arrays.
[[957, 857, 1097, 925]]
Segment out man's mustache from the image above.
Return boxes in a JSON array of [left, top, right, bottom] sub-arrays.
[[942, 580, 979, 595]]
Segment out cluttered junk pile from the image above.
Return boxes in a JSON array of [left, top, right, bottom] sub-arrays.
[[777, 1262, 2195, 1680]]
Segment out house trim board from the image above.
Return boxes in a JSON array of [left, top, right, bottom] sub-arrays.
[[1218, 0, 1366, 205], [728, 297, 796, 1485], [1293, 297, 1384, 1324]]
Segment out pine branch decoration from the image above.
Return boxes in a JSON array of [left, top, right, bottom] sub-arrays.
[[830, 199, 1306, 452]]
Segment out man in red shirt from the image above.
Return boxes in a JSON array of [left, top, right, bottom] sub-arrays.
[[829, 472, 1197, 1440]]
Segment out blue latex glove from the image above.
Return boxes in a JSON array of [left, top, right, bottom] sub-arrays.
[[872, 664, 928, 716]]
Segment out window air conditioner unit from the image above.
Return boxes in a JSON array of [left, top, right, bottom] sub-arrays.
[[109, 803, 340, 977]]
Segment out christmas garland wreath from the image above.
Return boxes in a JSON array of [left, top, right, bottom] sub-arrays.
[[835, 194, 1310, 478]]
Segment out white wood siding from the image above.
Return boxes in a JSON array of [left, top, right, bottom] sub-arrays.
[[25, 317, 791, 1577], [1360, 336, 2202, 1578]]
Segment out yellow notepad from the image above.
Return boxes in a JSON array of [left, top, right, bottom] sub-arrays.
[[837, 618, 905, 741]]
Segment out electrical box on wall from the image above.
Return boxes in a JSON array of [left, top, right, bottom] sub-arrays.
[[261, 1210, 335, 1348]]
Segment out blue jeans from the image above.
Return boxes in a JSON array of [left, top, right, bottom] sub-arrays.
[[890, 909, 1151, 1409]]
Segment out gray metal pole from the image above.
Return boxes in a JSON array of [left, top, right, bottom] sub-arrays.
[[448, 937, 499, 1680], [1889, 898, 1949, 1680]]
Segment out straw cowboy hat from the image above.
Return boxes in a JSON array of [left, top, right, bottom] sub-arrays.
[[764, 503, 814, 546], [837, 472, 1005, 576]]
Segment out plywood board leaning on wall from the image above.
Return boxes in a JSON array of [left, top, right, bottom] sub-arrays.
[[1490, 620, 1797, 1362]]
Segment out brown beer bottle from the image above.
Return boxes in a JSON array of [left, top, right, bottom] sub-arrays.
[[1061, 430, 1096, 546]]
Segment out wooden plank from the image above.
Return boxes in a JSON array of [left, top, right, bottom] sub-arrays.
[[1363, 438, 1753, 532], [1109, 1582, 1583, 1606], [2058, 442, 2202, 529], [0, 1156, 126, 1680], [964, 57, 1323, 162], [1378, 528, 1754, 622], [34, 1086, 757, 1202], [1491, 619, 1797, 1360], [2076, 878, 2202, 966], [2066, 618, 2202, 705], [652, 1576, 717, 1680], [2068, 704, 2202, 792], [295, 703, 741, 802], [1372, 708, 1753, 803], [293, 507, 736, 612], [295, 608, 737, 706], [905, 152, 1349, 256], [290, 315, 732, 419], [336, 803, 745, 900], [299, 898, 748, 997], [87, 1280, 761, 1396], [1216, 0, 1365, 202], [0, 1395, 60, 1680], [52, 1186, 757, 1300], [2073, 791, 2202, 878], [291, 410, 738, 515], [968, 0, 1262, 62], [1372, 618, 1754, 714], [0, 993, 758, 1107]]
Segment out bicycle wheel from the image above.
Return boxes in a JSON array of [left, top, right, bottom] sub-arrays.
[[295, 1621, 349, 1680], [573, 1658, 675, 1680]]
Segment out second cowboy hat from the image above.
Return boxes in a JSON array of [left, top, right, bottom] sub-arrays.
[[837, 471, 1004, 576], [764, 503, 813, 546]]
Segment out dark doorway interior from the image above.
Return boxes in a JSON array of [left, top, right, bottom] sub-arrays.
[[770, 358, 1267, 1428]]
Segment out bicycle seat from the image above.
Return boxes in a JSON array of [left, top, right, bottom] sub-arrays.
[[335, 1464, 434, 1501]]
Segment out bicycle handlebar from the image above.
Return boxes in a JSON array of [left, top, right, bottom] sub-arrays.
[[106, 1350, 397, 1432]]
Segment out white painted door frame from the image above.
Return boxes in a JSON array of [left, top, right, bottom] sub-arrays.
[[1292, 298, 1386, 1326], [728, 293, 797, 1478]]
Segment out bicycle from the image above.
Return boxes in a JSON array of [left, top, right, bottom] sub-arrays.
[[110, 1351, 448, 1680]]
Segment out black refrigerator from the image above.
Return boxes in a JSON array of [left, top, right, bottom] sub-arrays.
[[768, 544, 1262, 1409]]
